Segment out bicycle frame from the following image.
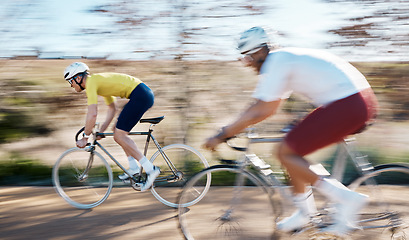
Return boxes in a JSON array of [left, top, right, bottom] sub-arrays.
[[233, 133, 375, 185], [331, 137, 375, 183], [82, 123, 180, 183], [219, 135, 286, 218], [230, 134, 403, 227], [179, 128, 409, 239]]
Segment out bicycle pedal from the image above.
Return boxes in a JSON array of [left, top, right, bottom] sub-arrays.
[[131, 182, 142, 191], [122, 177, 143, 185]]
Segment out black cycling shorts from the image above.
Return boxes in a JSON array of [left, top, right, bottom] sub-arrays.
[[116, 83, 154, 132]]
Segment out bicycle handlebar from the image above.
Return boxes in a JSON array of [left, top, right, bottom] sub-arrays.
[[222, 123, 292, 152], [225, 139, 247, 152], [75, 127, 85, 142], [74, 126, 104, 143]]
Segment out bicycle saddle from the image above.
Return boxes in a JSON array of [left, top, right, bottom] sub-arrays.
[[139, 116, 165, 124]]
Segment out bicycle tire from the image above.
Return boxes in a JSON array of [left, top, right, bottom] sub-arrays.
[[149, 144, 210, 208], [348, 163, 409, 238], [178, 165, 279, 240], [52, 147, 113, 209]]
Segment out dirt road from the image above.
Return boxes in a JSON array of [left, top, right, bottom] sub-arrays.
[[0, 186, 407, 240], [0, 187, 183, 240]]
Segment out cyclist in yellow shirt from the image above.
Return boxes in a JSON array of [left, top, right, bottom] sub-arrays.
[[63, 62, 160, 191]]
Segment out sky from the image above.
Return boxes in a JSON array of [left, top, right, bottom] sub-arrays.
[[1, 0, 408, 61]]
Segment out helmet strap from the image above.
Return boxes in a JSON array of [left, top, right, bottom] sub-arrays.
[[73, 73, 85, 90]]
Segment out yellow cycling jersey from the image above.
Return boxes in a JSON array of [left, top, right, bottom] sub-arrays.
[[85, 73, 142, 105]]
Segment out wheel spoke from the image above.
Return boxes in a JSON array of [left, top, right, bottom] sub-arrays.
[[178, 166, 277, 239], [52, 148, 113, 209], [149, 144, 210, 208]]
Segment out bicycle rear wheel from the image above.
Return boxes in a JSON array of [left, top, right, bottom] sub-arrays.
[[178, 165, 279, 240], [52, 147, 113, 209], [348, 163, 409, 239], [150, 144, 210, 208]]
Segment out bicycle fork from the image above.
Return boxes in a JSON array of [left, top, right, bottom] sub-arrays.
[[219, 157, 249, 223], [223, 171, 246, 222], [78, 147, 95, 182]]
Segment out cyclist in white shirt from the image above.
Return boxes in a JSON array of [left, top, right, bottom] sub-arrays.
[[204, 26, 378, 237]]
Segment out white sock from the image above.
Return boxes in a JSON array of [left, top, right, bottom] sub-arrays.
[[139, 156, 154, 174], [128, 156, 140, 171], [293, 189, 317, 217], [314, 178, 352, 203]]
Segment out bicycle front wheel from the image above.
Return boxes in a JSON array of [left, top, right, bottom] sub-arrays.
[[52, 147, 113, 209], [150, 144, 210, 208], [348, 163, 409, 238], [178, 165, 279, 240]]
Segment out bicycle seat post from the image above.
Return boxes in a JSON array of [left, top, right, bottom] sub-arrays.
[[149, 123, 156, 131]]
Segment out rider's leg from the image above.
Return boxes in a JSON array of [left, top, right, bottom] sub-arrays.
[[114, 128, 159, 191], [115, 82, 157, 190], [116, 136, 142, 180], [122, 147, 141, 170], [113, 128, 154, 172], [276, 188, 318, 232], [276, 141, 368, 234], [277, 142, 319, 193], [314, 177, 368, 232], [276, 143, 319, 232], [113, 128, 144, 159], [280, 89, 377, 235], [127, 155, 140, 170]]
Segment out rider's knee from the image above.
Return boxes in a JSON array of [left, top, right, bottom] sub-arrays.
[[113, 130, 125, 144], [276, 142, 296, 164], [113, 133, 120, 144], [275, 143, 285, 163]]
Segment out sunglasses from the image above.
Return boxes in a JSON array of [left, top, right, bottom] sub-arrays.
[[66, 76, 78, 85], [243, 46, 265, 56], [241, 43, 268, 56]]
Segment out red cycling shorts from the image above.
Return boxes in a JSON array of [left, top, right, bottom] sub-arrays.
[[285, 88, 378, 156]]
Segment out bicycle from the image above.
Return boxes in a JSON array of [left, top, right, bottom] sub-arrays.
[[52, 116, 211, 209], [177, 127, 409, 240]]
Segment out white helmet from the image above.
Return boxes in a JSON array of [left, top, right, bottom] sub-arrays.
[[237, 27, 270, 54], [63, 62, 89, 80]]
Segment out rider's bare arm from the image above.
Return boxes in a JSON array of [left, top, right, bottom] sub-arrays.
[[84, 104, 98, 136], [221, 99, 281, 139], [99, 102, 116, 133], [204, 99, 282, 151]]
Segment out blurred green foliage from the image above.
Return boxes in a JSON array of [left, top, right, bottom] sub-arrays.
[[0, 110, 51, 143], [0, 76, 53, 143], [0, 149, 408, 186], [322, 146, 409, 185], [0, 153, 52, 185]]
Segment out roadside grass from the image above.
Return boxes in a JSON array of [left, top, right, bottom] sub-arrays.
[[0, 111, 52, 144], [322, 147, 409, 185], [1, 149, 408, 186], [0, 153, 52, 186], [0, 152, 125, 186]]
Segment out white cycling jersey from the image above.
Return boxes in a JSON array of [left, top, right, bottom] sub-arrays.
[[252, 47, 370, 106]]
